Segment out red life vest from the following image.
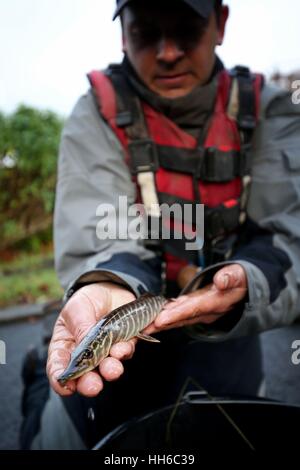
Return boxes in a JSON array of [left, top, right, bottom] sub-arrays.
[[88, 65, 263, 283]]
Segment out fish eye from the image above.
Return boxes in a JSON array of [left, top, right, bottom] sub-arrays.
[[82, 349, 93, 360]]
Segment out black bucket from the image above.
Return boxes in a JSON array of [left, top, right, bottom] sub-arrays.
[[94, 392, 300, 452]]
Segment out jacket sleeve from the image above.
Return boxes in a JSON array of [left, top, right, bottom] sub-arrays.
[[54, 90, 162, 301], [188, 84, 300, 341]]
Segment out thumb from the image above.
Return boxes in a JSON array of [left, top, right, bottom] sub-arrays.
[[62, 284, 111, 344], [213, 264, 247, 291]]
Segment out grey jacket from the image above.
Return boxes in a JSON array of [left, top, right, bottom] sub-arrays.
[[54, 73, 300, 341]]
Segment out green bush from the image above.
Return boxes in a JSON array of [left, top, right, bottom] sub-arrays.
[[0, 105, 64, 251]]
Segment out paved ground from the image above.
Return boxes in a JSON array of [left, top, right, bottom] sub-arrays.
[[0, 317, 45, 450], [0, 311, 299, 450]]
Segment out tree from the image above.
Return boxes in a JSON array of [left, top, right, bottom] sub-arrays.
[[0, 105, 64, 250]]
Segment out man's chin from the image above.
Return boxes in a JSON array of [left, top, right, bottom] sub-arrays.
[[151, 85, 195, 99]]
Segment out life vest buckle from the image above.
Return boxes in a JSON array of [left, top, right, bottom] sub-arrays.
[[116, 111, 134, 128], [129, 139, 159, 175]]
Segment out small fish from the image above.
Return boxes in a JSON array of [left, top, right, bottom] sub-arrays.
[[58, 293, 167, 385]]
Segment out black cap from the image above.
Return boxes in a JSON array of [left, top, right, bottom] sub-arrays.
[[113, 0, 215, 20]]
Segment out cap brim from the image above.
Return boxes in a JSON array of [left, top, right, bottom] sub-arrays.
[[183, 0, 214, 19], [113, 0, 131, 20], [113, 0, 214, 21]]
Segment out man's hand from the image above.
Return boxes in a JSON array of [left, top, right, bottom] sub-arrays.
[[148, 263, 248, 332], [47, 264, 247, 398], [47, 283, 136, 398]]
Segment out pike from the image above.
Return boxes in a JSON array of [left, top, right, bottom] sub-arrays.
[[58, 293, 167, 385]]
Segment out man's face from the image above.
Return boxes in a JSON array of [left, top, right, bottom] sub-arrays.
[[122, 0, 229, 98]]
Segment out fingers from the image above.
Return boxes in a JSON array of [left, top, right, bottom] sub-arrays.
[[155, 272, 247, 329], [98, 339, 137, 381], [48, 339, 134, 396], [156, 288, 215, 325], [59, 283, 134, 345], [99, 357, 124, 382], [47, 368, 76, 396], [142, 322, 160, 335], [47, 284, 138, 397], [77, 338, 136, 388], [47, 290, 105, 395], [46, 322, 76, 395], [110, 339, 136, 360], [157, 313, 223, 330], [47, 294, 100, 395], [77, 371, 104, 397], [213, 264, 248, 291]]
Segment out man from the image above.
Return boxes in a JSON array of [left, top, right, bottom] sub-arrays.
[[21, 0, 300, 449]]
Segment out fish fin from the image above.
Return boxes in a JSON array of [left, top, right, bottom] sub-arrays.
[[137, 333, 160, 343]]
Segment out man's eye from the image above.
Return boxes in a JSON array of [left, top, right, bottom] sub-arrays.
[[130, 27, 141, 37], [181, 24, 207, 41], [130, 26, 160, 45]]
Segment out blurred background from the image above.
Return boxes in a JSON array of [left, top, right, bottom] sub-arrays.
[[1, 0, 299, 309], [0, 0, 299, 450]]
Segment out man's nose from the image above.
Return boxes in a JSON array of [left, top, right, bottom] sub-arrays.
[[156, 37, 184, 63]]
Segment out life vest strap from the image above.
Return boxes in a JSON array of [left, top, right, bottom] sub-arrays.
[[229, 65, 263, 142], [128, 139, 159, 175], [156, 146, 250, 183], [158, 192, 241, 241], [88, 64, 263, 275]]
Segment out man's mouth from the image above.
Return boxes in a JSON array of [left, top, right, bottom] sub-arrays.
[[154, 72, 191, 87]]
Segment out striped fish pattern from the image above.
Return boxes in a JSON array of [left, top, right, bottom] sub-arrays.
[[58, 293, 167, 385]]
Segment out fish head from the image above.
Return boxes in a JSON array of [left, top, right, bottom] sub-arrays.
[[57, 346, 97, 386]]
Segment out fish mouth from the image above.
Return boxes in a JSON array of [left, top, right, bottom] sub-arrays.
[[57, 364, 93, 386]]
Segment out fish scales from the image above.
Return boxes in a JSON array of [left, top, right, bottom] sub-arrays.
[[110, 298, 152, 341], [58, 293, 167, 385]]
